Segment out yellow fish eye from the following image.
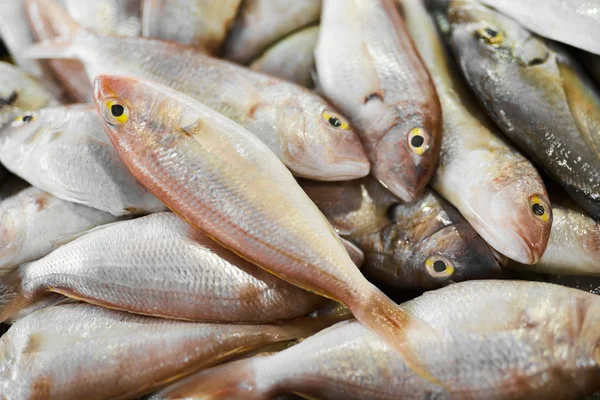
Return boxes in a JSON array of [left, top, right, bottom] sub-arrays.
[[105, 99, 129, 124], [425, 256, 455, 281], [321, 110, 350, 130], [529, 195, 550, 222], [407, 126, 430, 156], [11, 112, 35, 127], [476, 26, 503, 45]]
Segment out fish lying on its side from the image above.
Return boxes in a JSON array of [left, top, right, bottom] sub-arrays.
[[402, 0, 552, 264], [25, 0, 369, 182], [316, 0, 442, 201], [151, 280, 600, 400], [0, 212, 326, 323]]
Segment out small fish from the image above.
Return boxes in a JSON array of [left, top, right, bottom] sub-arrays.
[[303, 177, 502, 289], [59, 0, 141, 36], [250, 25, 319, 88], [429, 0, 600, 220], [403, 0, 552, 263], [93, 74, 439, 384], [0, 302, 328, 399], [0, 104, 165, 215], [315, 0, 442, 201], [150, 280, 600, 400], [141, 0, 242, 55], [0, 185, 118, 277], [25, 0, 369, 181], [479, 0, 600, 55], [0, 212, 326, 323], [223, 0, 321, 63]]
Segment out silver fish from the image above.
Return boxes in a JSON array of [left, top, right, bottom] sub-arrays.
[[60, 0, 141, 36], [0, 104, 165, 215], [0, 212, 325, 323], [151, 280, 600, 400]]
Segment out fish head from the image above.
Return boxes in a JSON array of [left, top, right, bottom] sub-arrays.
[[0, 109, 47, 168]]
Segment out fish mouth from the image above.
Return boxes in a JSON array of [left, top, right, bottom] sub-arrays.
[[294, 159, 370, 181], [469, 218, 536, 265], [376, 176, 417, 203]]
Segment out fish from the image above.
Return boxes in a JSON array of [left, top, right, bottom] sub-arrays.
[[0, 302, 329, 400], [0, 104, 166, 216], [0, 212, 326, 323], [5, 293, 71, 324], [303, 177, 502, 289], [59, 0, 141, 36], [250, 25, 319, 88], [93, 74, 440, 384], [25, 0, 369, 182], [402, 0, 552, 263], [429, 0, 600, 221], [141, 0, 242, 55], [315, 0, 442, 201], [149, 280, 600, 400], [0, 185, 119, 277], [223, 0, 321, 64], [479, 0, 600, 55]]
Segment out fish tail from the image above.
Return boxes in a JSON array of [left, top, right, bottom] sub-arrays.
[[0, 272, 29, 323]]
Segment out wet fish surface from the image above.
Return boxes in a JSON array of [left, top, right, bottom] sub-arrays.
[[59, 0, 141, 36]]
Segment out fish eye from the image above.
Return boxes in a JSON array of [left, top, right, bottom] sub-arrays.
[[425, 256, 455, 281], [528, 194, 551, 222], [11, 112, 35, 127], [104, 99, 129, 125], [476, 26, 503, 45], [321, 110, 350, 130], [407, 126, 431, 156]]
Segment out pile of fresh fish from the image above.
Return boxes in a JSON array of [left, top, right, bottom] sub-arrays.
[[0, 0, 598, 399]]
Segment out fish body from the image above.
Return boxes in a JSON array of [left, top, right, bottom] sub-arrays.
[[315, 0, 442, 201], [151, 280, 600, 400], [0, 104, 165, 215], [429, 0, 600, 220], [141, 0, 241, 54], [0, 212, 324, 323], [60, 0, 141, 36], [25, 0, 368, 181], [403, 0, 552, 263]]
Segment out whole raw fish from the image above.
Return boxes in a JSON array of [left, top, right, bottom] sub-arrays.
[[223, 0, 321, 63], [0, 185, 118, 277], [403, 0, 552, 263], [151, 280, 600, 400], [0, 302, 327, 400], [93, 74, 438, 384], [0, 212, 325, 323], [0, 104, 165, 216], [250, 25, 319, 88], [141, 0, 241, 55], [25, 0, 369, 181], [429, 0, 600, 220], [315, 0, 442, 201]]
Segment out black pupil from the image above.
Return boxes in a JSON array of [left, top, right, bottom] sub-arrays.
[[111, 104, 124, 117], [532, 203, 545, 216], [328, 116, 342, 127], [22, 114, 33, 123], [433, 260, 446, 273], [485, 28, 498, 37], [411, 135, 425, 147]]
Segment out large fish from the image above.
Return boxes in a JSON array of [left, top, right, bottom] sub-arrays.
[[315, 0, 442, 201], [429, 0, 600, 221], [223, 0, 321, 63], [0, 104, 165, 216], [93, 74, 439, 384], [25, 0, 368, 182], [403, 0, 552, 263], [150, 280, 600, 400], [141, 0, 241, 55], [0, 185, 118, 277], [0, 212, 325, 323], [303, 178, 502, 289], [0, 302, 328, 400]]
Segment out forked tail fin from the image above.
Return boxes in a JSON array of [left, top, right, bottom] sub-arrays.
[[0, 271, 32, 323]]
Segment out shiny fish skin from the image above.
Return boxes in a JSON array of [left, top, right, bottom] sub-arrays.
[[60, 0, 141, 36], [223, 0, 321, 64], [315, 0, 442, 201], [25, 0, 369, 181], [0, 185, 118, 277], [0, 302, 321, 400], [141, 0, 241, 55], [0, 104, 165, 216], [250, 25, 319, 88], [151, 280, 600, 400], [93, 75, 436, 383], [479, 0, 600, 55], [0, 212, 325, 323], [429, 0, 600, 221], [403, 0, 552, 264]]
